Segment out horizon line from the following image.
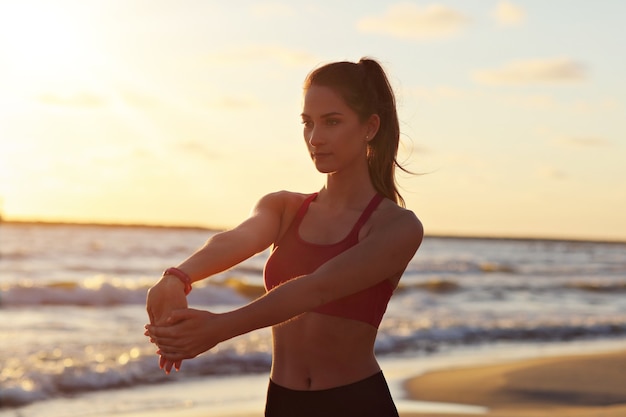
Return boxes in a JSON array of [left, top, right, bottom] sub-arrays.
[[2, 218, 625, 245]]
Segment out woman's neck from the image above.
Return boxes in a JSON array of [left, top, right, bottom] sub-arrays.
[[320, 168, 377, 210]]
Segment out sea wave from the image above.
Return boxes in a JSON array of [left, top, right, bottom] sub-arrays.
[[377, 320, 626, 355], [3, 274, 626, 308], [404, 259, 517, 275], [0, 349, 270, 408], [2, 318, 626, 409], [0, 277, 251, 307]]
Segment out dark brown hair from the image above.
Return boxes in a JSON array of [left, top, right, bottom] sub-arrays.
[[303, 57, 406, 206]]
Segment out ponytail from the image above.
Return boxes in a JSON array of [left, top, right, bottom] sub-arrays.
[[304, 57, 407, 206]]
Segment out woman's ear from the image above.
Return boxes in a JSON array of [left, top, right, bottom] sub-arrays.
[[365, 114, 380, 142]]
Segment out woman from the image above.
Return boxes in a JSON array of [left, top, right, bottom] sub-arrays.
[[145, 57, 423, 417]]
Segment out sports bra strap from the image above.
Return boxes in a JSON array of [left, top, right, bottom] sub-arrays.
[[352, 193, 384, 232], [294, 192, 384, 240], [294, 193, 318, 222]]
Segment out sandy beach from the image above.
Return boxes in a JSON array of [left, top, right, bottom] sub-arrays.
[[402, 349, 626, 417]]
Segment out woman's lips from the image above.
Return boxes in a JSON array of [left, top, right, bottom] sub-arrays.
[[312, 152, 331, 158]]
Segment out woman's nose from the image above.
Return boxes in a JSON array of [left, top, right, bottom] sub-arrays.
[[307, 128, 323, 147]]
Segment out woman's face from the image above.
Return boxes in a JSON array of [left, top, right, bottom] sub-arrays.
[[301, 85, 373, 174]]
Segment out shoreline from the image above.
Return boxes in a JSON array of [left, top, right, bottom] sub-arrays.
[[5, 340, 626, 417]]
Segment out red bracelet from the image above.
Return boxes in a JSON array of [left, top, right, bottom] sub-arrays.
[[162, 267, 193, 295]]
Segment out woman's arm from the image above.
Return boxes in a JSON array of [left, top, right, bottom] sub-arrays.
[[147, 209, 423, 361], [145, 192, 286, 371], [168, 191, 287, 283]]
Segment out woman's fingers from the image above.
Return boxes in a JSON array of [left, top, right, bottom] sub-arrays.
[[166, 308, 199, 324], [144, 308, 214, 368], [144, 309, 203, 345], [157, 355, 182, 374], [145, 322, 178, 340], [159, 351, 187, 362], [144, 309, 195, 335], [152, 336, 195, 362], [163, 357, 175, 374], [146, 327, 190, 359]]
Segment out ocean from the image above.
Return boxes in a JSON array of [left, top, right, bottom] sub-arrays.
[[1, 222, 625, 416]]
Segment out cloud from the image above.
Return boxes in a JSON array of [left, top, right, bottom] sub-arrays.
[[537, 167, 568, 180], [503, 95, 621, 114], [473, 58, 586, 85], [357, 3, 469, 40], [492, 1, 526, 26], [500, 93, 558, 110], [557, 136, 612, 148], [409, 86, 617, 117], [208, 45, 318, 67], [38, 92, 105, 108]]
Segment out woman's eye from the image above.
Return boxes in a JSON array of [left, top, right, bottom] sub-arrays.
[[301, 120, 312, 128], [326, 119, 339, 126]]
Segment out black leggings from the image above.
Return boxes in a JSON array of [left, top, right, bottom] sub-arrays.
[[264, 371, 399, 417]]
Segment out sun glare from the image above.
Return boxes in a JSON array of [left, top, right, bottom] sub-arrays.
[[0, 2, 99, 90]]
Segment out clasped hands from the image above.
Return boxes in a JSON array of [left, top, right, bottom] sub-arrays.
[[145, 277, 218, 374]]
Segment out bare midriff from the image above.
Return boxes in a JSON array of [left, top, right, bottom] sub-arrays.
[[269, 312, 381, 390]]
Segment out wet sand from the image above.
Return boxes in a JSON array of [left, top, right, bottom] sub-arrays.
[[402, 350, 626, 417]]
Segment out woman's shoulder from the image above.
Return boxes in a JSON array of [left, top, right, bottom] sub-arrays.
[[375, 199, 424, 241], [256, 191, 315, 237], [258, 190, 313, 210], [378, 197, 421, 221]]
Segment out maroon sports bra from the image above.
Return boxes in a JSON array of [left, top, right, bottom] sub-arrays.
[[263, 193, 394, 328]]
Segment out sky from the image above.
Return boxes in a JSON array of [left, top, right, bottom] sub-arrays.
[[0, 0, 624, 241]]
